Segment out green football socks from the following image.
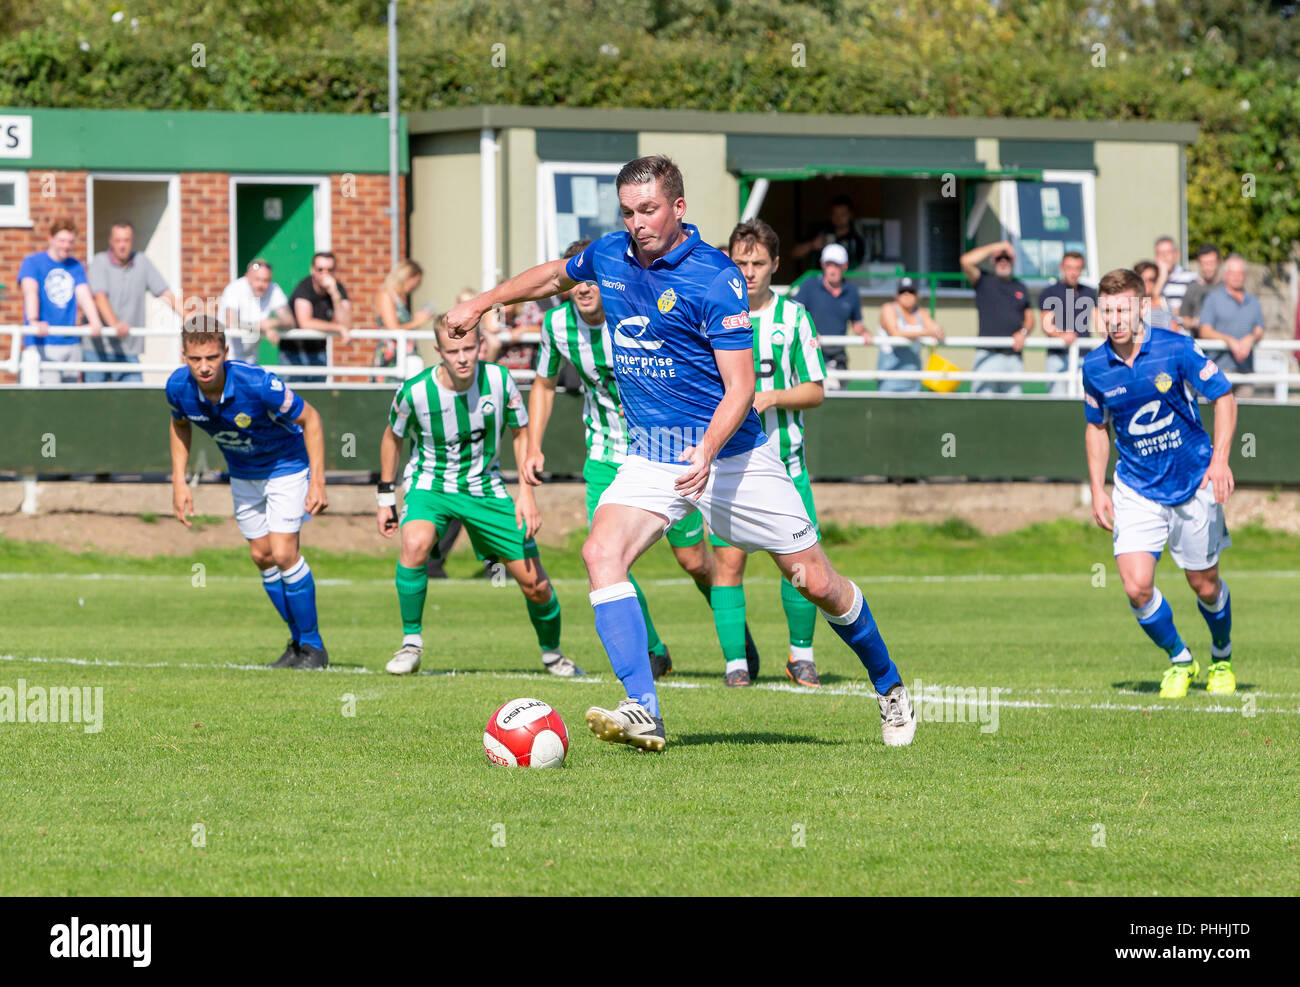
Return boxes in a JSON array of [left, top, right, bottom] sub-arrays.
[[710, 584, 749, 663], [526, 590, 563, 652], [396, 563, 428, 635], [782, 576, 818, 649]]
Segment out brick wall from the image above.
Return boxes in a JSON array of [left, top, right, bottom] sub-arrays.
[[178, 172, 231, 317], [329, 172, 407, 368]]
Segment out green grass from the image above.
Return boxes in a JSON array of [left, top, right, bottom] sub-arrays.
[[1, 520, 1297, 896]]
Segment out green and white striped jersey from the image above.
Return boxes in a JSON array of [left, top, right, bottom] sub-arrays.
[[389, 361, 527, 498], [753, 293, 827, 477], [536, 301, 627, 464]]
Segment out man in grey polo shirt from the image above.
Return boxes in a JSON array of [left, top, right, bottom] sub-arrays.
[[88, 220, 177, 382], [1197, 254, 1265, 397]]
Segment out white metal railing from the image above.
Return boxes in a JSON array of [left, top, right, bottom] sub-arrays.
[[2, 325, 1298, 401]]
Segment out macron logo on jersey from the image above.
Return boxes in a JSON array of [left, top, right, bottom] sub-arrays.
[[600, 278, 626, 292], [729, 278, 743, 299], [613, 315, 663, 350]]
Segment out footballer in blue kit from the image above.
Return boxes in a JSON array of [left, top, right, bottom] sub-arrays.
[[165, 315, 331, 669], [1082, 269, 1238, 699], [447, 156, 916, 749]]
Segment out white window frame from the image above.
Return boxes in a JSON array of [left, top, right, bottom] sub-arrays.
[[1000, 170, 1099, 285], [0, 170, 31, 228], [536, 161, 623, 265]]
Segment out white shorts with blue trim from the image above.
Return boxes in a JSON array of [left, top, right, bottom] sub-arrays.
[[230, 468, 311, 540], [595, 437, 818, 555], [1112, 474, 1230, 571]]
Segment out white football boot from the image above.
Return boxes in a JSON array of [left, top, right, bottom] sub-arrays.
[[878, 683, 917, 746], [585, 698, 665, 752], [542, 651, 585, 677], [385, 643, 422, 675]]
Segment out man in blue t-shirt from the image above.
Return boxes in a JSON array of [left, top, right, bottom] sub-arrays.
[[166, 315, 331, 670], [447, 155, 916, 751], [1083, 268, 1238, 700], [18, 218, 105, 384]]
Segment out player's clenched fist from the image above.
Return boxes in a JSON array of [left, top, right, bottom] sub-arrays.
[[444, 297, 485, 339]]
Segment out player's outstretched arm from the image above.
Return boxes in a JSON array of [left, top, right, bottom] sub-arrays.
[[522, 373, 557, 485], [294, 401, 329, 515], [1202, 392, 1237, 504], [376, 425, 403, 538], [676, 347, 756, 500], [1084, 422, 1114, 530], [444, 260, 575, 338], [169, 417, 194, 527], [511, 426, 542, 538], [756, 379, 824, 415]]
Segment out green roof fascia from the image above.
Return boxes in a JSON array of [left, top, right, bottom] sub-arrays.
[[739, 166, 1043, 181], [0, 107, 408, 174]]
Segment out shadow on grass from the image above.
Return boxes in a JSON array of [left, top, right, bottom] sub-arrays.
[[673, 732, 842, 747], [1112, 680, 1255, 695]]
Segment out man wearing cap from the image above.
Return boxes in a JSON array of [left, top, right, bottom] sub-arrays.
[[792, 242, 867, 389], [960, 239, 1034, 394]]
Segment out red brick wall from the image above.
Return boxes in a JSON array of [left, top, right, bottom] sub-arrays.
[[0, 169, 89, 374], [1, 168, 407, 379]]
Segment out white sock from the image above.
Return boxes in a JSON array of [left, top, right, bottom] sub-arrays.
[[725, 658, 748, 675], [542, 648, 563, 664], [790, 645, 814, 663], [402, 633, 423, 648], [1170, 646, 1193, 665]]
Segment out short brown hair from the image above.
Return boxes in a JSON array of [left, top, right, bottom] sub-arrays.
[[616, 155, 685, 204], [1133, 260, 1157, 280], [1062, 250, 1085, 263], [1097, 268, 1145, 297], [562, 238, 592, 260], [434, 314, 478, 349], [49, 217, 76, 237], [181, 314, 226, 351], [728, 220, 780, 261]]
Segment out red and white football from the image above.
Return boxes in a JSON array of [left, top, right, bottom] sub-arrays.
[[483, 698, 569, 768]]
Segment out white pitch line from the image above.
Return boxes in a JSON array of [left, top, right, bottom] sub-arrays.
[[1, 654, 1295, 716]]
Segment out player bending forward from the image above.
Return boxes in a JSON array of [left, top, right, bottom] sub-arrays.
[[1083, 268, 1238, 698], [448, 155, 915, 749], [523, 239, 759, 682], [167, 315, 330, 669], [376, 318, 579, 678], [709, 219, 827, 688]]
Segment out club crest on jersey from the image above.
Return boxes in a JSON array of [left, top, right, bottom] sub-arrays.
[[613, 315, 663, 350], [657, 288, 677, 313], [1153, 372, 1173, 393], [479, 399, 495, 416], [772, 328, 787, 345], [234, 412, 252, 429]]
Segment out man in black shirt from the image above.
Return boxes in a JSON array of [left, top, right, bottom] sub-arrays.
[[285, 251, 352, 383], [792, 195, 869, 272], [1038, 251, 1096, 395], [960, 240, 1033, 394]]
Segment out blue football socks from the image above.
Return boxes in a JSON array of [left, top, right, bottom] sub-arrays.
[[261, 565, 299, 642], [1132, 587, 1191, 663], [280, 556, 323, 650], [591, 581, 657, 717], [821, 582, 902, 695], [1197, 580, 1232, 660]]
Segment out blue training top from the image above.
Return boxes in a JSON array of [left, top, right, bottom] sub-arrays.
[[165, 361, 309, 480], [564, 224, 767, 463], [1082, 326, 1231, 505]]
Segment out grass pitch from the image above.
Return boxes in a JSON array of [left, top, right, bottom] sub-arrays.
[[1, 519, 1297, 896]]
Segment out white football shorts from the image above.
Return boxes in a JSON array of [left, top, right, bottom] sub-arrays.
[[1112, 474, 1230, 571], [596, 437, 819, 555], [230, 468, 311, 540]]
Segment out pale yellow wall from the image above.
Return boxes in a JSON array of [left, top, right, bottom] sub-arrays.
[[409, 133, 482, 314], [638, 132, 738, 246], [501, 127, 539, 271], [1094, 141, 1182, 272]]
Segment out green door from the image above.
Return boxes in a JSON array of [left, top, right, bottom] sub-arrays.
[[235, 183, 316, 363]]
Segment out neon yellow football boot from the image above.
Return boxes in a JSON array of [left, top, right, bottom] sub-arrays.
[[1158, 660, 1199, 699], [1205, 661, 1236, 696]]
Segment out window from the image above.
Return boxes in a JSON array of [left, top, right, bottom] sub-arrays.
[[1000, 171, 1098, 283], [0, 170, 31, 227], [537, 163, 623, 263]]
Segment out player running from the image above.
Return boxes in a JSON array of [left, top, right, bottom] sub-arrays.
[[376, 317, 578, 678], [447, 155, 915, 749], [708, 220, 826, 688], [166, 315, 330, 669], [1083, 268, 1238, 698], [522, 239, 759, 681]]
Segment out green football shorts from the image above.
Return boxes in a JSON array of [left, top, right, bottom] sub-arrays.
[[709, 467, 818, 549], [400, 487, 538, 561], [584, 457, 707, 546]]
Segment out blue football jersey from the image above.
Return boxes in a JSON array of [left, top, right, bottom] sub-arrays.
[[165, 361, 309, 479], [564, 224, 767, 463], [1082, 327, 1231, 505]]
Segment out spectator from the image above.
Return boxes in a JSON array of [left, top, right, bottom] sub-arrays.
[[219, 258, 294, 364], [86, 220, 178, 382], [1133, 260, 1172, 329], [792, 195, 869, 271], [18, 217, 104, 383], [875, 277, 944, 393], [959, 239, 1033, 394], [1197, 254, 1265, 397], [373, 259, 433, 374], [793, 243, 867, 389], [1177, 244, 1222, 336], [285, 251, 351, 382], [1152, 235, 1198, 333], [1038, 251, 1096, 395]]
